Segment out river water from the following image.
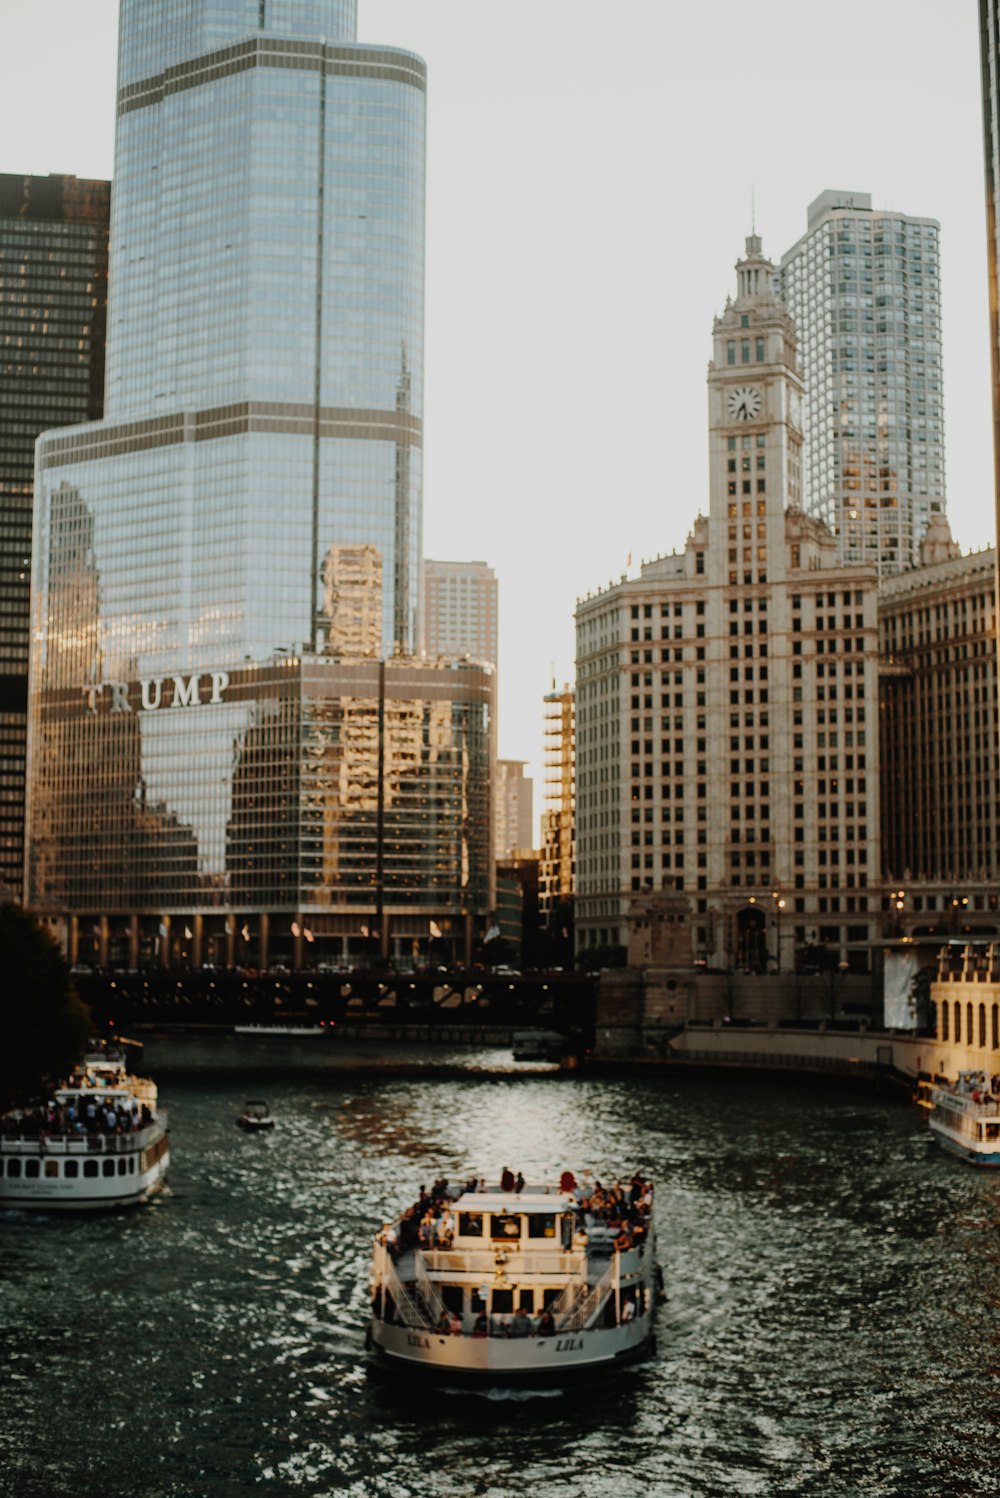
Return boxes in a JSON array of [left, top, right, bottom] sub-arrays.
[[3, 1054, 1000, 1497]]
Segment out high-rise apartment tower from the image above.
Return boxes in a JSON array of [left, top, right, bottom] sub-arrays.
[[779, 191, 945, 576]]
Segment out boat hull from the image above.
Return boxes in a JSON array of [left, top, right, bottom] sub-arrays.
[[929, 1123, 1000, 1167], [368, 1319, 654, 1385], [0, 1132, 170, 1210]]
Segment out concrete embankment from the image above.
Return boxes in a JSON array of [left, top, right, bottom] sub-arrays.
[[588, 1021, 933, 1092], [134, 1024, 545, 1077]]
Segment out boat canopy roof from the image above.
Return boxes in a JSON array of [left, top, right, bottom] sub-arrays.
[[450, 1190, 576, 1214]]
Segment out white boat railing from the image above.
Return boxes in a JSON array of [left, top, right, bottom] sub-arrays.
[[376, 1249, 438, 1330], [412, 1253, 447, 1325], [422, 1247, 585, 1278], [553, 1255, 618, 1332], [0, 1120, 165, 1156]]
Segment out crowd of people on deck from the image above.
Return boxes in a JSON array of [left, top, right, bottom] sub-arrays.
[[4, 1090, 153, 1139]]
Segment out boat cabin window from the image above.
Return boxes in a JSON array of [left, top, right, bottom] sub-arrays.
[[44, 1160, 59, 1178], [526, 1213, 556, 1240], [24, 1159, 39, 1178], [440, 1285, 464, 1315], [65, 1160, 79, 1178], [84, 1160, 99, 1178], [518, 1289, 535, 1312], [6, 1158, 20, 1177], [103, 1159, 115, 1177], [491, 1214, 521, 1242], [491, 1289, 514, 1314], [458, 1212, 483, 1237]]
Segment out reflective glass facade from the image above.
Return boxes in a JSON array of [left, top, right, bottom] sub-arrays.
[[0, 174, 109, 900], [25, 1, 472, 958], [780, 192, 945, 577]]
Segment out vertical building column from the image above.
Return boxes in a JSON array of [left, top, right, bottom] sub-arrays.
[[292, 917, 304, 971], [159, 915, 171, 968], [225, 917, 236, 970], [129, 914, 139, 969], [98, 915, 109, 968], [192, 914, 203, 969], [69, 915, 79, 966], [259, 912, 270, 972]]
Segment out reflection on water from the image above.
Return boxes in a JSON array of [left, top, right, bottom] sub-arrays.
[[3, 1065, 1000, 1496]]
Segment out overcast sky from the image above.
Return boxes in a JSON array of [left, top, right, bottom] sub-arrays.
[[1, 1, 993, 823]]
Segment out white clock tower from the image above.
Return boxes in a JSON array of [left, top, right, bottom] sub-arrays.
[[707, 234, 804, 589]]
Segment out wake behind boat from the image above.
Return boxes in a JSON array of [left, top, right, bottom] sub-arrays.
[[0, 1044, 169, 1210], [367, 1169, 659, 1384], [928, 1071, 1000, 1166]]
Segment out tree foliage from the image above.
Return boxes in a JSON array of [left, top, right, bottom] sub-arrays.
[[0, 904, 92, 1110]]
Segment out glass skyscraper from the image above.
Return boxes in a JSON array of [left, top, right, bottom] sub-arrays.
[[27, 1, 494, 966], [779, 191, 946, 576]]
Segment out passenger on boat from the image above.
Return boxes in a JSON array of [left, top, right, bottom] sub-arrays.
[[537, 1308, 556, 1337], [509, 1307, 532, 1337], [514, 1170, 525, 1193], [472, 1310, 489, 1338], [500, 1166, 515, 1191]]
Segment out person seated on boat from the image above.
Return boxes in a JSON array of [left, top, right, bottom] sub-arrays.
[[514, 1170, 525, 1193], [560, 1169, 577, 1193], [509, 1307, 532, 1337], [537, 1308, 556, 1337], [500, 1166, 515, 1192], [621, 1294, 637, 1322], [472, 1310, 489, 1338], [436, 1310, 453, 1335], [615, 1224, 634, 1253], [447, 1310, 462, 1334]]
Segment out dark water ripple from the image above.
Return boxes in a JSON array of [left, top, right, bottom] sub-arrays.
[[3, 1054, 1000, 1496]]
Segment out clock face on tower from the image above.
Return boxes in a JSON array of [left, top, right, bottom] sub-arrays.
[[727, 385, 761, 423]]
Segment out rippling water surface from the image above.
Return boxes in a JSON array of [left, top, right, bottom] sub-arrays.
[[3, 1053, 1000, 1497]]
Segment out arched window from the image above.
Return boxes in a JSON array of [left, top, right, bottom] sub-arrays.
[[967, 1002, 974, 1046], [980, 1003, 987, 1049], [942, 1002, 949, 1042], [955, 1000, 962, 1042], [993, 1004, 999, 1053]]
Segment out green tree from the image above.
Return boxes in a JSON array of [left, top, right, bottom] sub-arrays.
[[0, 904, 92, 1110]]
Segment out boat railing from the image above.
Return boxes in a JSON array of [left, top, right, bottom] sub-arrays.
[[554, 1255, 618, 1332], [422, 1247, 586, 1277], [375, 1246, 437, 1331], [412, 1252, 447, 1325], [0, 1120, 165, 1155]]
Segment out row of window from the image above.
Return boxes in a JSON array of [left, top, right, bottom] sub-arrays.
[[3, 1154, 137, 1179]]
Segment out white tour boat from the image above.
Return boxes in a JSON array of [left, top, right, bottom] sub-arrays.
[[928, 1071, 1000, 1167], [367, 1171, 660, 1383], [0, 1045, 170, 1210]]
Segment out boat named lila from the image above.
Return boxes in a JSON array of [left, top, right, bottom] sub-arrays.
[[368, 1168, 660, 1384]]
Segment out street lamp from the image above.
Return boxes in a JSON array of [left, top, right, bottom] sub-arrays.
[[889, 889, 906, 938]]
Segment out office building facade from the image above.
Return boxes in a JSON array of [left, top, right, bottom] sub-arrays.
[[25, 1, 494, 961], [495, 759, 533, 860], [422, 559, 498, 665], [0, 173, 109, 900], [983, 1, 1000, 554], [779, 191, 945, 576], [576, 237, 881, 969], [879, 522, 1000, 913]]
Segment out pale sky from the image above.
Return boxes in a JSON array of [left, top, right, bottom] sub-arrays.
[[1, 1, 994, 826]]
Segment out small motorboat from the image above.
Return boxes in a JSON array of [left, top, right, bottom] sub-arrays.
[[237, 1100, 274, 1132]]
